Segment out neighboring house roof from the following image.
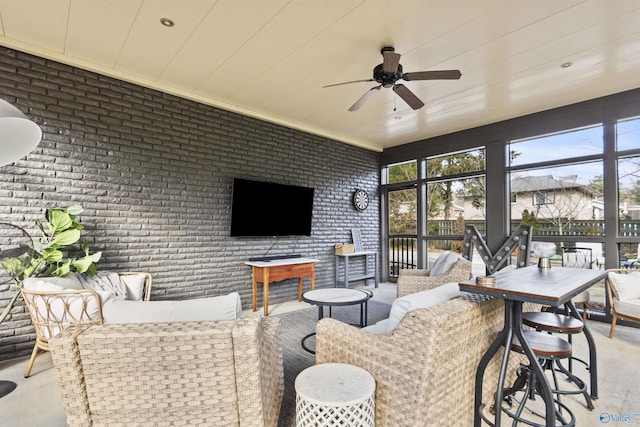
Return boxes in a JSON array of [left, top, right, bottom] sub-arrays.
[[511, 175, 596, 196]]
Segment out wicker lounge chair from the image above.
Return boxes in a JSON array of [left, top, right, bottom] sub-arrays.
[[20, 271, 151, 377], [316, 294, 537, 427], [49, 316, 284, 427], [396, 257, 472, 297], [606, 268, 640, 338]]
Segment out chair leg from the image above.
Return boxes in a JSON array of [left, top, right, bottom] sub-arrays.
[[609, 314, 618, 338], [24, 343, 40, 378]]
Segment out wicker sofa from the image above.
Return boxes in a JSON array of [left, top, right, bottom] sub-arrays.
[[316, 293, 536, 427], [49, 316, 284, 427]]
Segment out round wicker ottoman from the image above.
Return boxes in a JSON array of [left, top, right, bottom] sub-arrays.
[[295, 363, 375, 427]]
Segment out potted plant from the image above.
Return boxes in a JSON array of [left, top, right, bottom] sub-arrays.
[[0, 204, 102, 324]]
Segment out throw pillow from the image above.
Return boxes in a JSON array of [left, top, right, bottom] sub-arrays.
[[120, 274, 147, 301], [608, 272, 640, 302], [430, 252, 459, 276], [384, 282, 462, 333]]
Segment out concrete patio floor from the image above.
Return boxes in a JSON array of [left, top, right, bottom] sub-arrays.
[[1, 282, 638, 426]]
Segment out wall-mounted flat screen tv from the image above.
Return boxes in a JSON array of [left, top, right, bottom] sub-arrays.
[[230, 178, 314, 237]]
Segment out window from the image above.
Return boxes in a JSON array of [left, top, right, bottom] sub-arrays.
[[509, 125, 602, 167], [617, 117, 640, 152], [385, 160, 417, 184], [533, 191, 554, 206], [510, 193, 517, 204]]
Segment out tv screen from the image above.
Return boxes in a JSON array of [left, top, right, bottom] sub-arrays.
[[230, 178, 314, 237]]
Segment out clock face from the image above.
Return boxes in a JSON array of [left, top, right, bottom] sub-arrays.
[[353, 189, 369, 211]]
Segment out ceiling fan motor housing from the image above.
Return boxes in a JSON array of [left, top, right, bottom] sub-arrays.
[[373, 63, 403, 88]]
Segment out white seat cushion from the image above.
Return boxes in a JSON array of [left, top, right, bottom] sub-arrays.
[[613, 298, 640, 319], [102, 292, 243, 323], [608, 272, 640, 302], [430, 252, 459, 276], [364, 282, 462, 334]]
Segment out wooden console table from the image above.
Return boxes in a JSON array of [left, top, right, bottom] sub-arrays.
[[246, 257, 318, 316]]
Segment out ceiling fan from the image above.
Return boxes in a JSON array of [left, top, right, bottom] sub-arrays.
[[324, 46, 461, 112]]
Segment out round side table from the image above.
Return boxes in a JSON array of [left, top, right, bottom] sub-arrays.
[[295, 363, 375, 427]]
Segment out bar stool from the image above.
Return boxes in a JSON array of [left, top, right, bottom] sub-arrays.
[[498, 331, 576, 427], [522, 311, 594, 410]]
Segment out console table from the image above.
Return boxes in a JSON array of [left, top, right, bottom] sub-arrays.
[[335, 251, 379, 288], [246, 257, 318, 316]]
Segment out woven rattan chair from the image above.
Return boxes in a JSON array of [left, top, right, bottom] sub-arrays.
[[20, 271, 151, 377], [315, 294, 539, 427], [49, 316, 284, 427], [606, 268, 640, 338], [396, 257, 472, 297]]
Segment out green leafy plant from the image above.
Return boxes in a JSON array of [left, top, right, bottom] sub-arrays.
[[0, 204, 101, 324]]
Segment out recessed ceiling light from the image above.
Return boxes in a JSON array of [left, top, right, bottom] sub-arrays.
[[160, 18, 175, 27], [561, 62, 573, 68], [394, 116, 402, 120]]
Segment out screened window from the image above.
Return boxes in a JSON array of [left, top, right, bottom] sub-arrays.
[[386, 160, 417, 184], [617, 117, 640, 152], [509, 125, 602, 167]]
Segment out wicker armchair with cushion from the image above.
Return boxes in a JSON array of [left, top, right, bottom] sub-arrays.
[[397, 252, 472, 297], [606, 268, 640, 338], [20, 271, 152, 377], [49, 316, 284, 427], [315, 293, 538, 427]]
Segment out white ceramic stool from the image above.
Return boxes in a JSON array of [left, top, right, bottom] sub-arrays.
[[295, 363, 375, 427]]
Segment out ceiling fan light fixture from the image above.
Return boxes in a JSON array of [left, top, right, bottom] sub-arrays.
[[324, 46, 461, 112]]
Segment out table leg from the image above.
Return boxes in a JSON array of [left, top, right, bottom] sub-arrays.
[[252, 269, 257, 312], [566, 300, 598, 398], [263, 269, 270, 317], [298, 277, 303, 302], [512, 306, 556, 427], [364, 254, 369, 286], [374, 254, 379, 288], [344, 257, 350, 288], [310, 264, 315, 290], [474, 300, 514, 427], [476, 300, 556, 427], [335, 255, 339, 287]]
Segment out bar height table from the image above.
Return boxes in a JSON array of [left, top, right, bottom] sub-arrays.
[[459, 266, 606, 427]]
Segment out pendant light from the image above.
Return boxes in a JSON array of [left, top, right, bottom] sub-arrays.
[[0, 98, 42, 166]]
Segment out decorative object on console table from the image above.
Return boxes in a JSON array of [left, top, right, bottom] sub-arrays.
[[246, 257, 318, 316], [351, 228, 363, 252], [335, 243, 355, 255]]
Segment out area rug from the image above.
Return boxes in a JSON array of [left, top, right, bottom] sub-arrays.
[[276, 300, 391, 427]]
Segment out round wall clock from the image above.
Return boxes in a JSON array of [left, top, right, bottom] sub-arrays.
[[352, 189, 369, 211]]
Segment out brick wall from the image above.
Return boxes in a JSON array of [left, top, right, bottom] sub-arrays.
[[0, 48, 380, 361]]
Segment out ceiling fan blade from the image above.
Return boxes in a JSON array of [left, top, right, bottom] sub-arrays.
[[393, 84, 425, 110], [348, 85, 382, 112], [403, 70, 462, 81], [323, 79, 375, 88], [382, 51, 401, 73]]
